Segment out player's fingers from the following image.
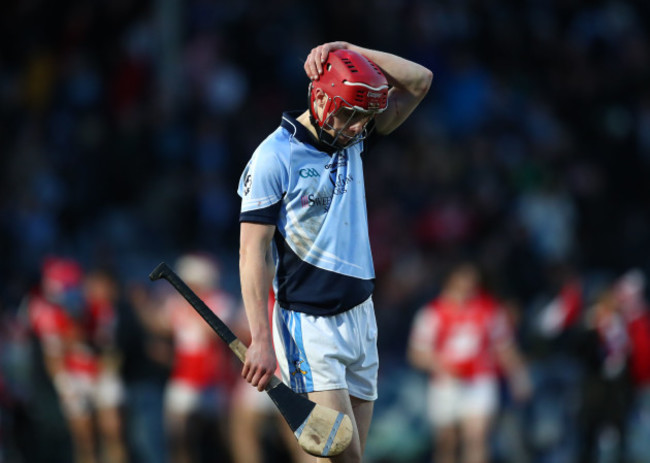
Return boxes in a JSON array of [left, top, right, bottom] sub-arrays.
[[314, 48, 324, 75], [305, 48, 320, 80], [249, 368, 265, 389], [304, 60, 316, 81], [241, 363, 252, 381], [243, 362, 263, 384], [257, 371, 273, 392]]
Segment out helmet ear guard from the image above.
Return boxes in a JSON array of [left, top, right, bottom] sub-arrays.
[[308, 50, 389, 147], [309, 83, 338, 127]]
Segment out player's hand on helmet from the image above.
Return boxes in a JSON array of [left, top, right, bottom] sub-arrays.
[[242, 339, 276, 391], [305, 41, 349, 81]]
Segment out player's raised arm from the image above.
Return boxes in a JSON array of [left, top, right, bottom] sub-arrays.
[[304, 41, 433, 135]]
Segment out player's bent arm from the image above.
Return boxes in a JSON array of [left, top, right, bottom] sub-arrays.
[[407, 345, 434, 373], [239, 221, 277, 391], [344, 45, 432, 135]]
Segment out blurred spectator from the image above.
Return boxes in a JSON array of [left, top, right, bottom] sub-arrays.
[[576, 281, 633, 463], [522, 263, 586, 463], [613, 269, 650, 462], [408, 261, 531, 463], [82, 268, 128, 463], [533, 264, 583, 340], [118, 281, 171, 463], [515, 177, 577, 265], [137, 253, 238, 463], [614, 269, 650, 389]]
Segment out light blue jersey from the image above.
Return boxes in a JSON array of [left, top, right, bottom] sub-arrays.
[[237, 111, 375, 315]]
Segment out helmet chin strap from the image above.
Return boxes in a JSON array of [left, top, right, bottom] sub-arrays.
[[308, 111, 341, 154]]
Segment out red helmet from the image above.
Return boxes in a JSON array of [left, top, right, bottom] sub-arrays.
[[40, 256, 85, 315], [42, 256, 83, 294], [309, 49, 389, 146]]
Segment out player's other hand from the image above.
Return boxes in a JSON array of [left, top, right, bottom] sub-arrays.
[[304, 41, 349, 81], [242, 340, 276, 391]]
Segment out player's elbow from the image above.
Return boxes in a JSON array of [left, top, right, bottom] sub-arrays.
[[406, 347, 428, 371], [413, 68, 433, 100]]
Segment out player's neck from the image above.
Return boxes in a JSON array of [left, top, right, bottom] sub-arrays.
[[297, 110, 318, 139], [296, 110, 340, 155]]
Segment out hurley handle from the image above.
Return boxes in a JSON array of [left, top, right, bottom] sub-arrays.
[[149, 262, 248, 362], [148, 262, 279, 386]]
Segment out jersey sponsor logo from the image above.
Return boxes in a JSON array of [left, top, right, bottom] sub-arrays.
[[332, 174, 353, 195], [299, 168, 320, 178], [301, 194, 332, 211], [325, 153, 348, 171], [326, 152, 351, 194], [324, 159, 347, 169]]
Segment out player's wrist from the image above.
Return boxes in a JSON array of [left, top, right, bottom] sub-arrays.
[[249, 332, 273, 350]]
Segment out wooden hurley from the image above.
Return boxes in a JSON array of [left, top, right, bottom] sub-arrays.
[[149, 262, 353, 457]]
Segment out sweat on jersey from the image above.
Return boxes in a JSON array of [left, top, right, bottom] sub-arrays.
[[237, 111, 375, 316]]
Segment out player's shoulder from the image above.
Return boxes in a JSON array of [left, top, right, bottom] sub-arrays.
[[257, 124, 289, 151], [251, 128, 290, 168], [474, 291, 499, 312], [415, 299, 442, 321], [428, 296, 448, 312]]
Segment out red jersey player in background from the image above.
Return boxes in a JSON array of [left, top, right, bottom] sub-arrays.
[[24, 256, 127, 463], [81, 267, 127, 463], [408, 261, 531, 463], [137, 253, 238, 463]]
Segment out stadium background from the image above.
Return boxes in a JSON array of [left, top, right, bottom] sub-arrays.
[[1, 0, 650, 462]]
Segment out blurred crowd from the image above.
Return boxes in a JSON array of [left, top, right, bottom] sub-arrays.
[[1, 0, 650, 462]]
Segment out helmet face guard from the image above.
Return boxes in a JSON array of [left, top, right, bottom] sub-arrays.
[[309, 49, 389, 148]]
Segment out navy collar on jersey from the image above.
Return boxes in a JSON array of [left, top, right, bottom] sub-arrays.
[[281, 110, 339, 155]]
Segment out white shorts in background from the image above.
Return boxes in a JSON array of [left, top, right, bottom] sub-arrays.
[[57, 371, 124, 417], [95, 371, 125, 409], [164, 380, 227, 416], [232, 378, 277, 414], [427, 376, 498, 427], [164, 381, 199, 416], [272, 297, 379, 401]]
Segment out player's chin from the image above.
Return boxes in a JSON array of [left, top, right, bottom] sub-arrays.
[[337, 135, 360, 148]]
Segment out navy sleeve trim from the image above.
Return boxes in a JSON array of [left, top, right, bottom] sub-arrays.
[[239, 201, 282, 224]]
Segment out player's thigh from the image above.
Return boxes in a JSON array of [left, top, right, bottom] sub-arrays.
[[307, 390, 375, 453], [458, 377, 498, 443], [427, 378, 462, 427], [458, 377, 497, 421], [308, 389, 355, 420], [350, 395, 374, 452], [164, 380, 199, 434], [460, 413, 492, 446]]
